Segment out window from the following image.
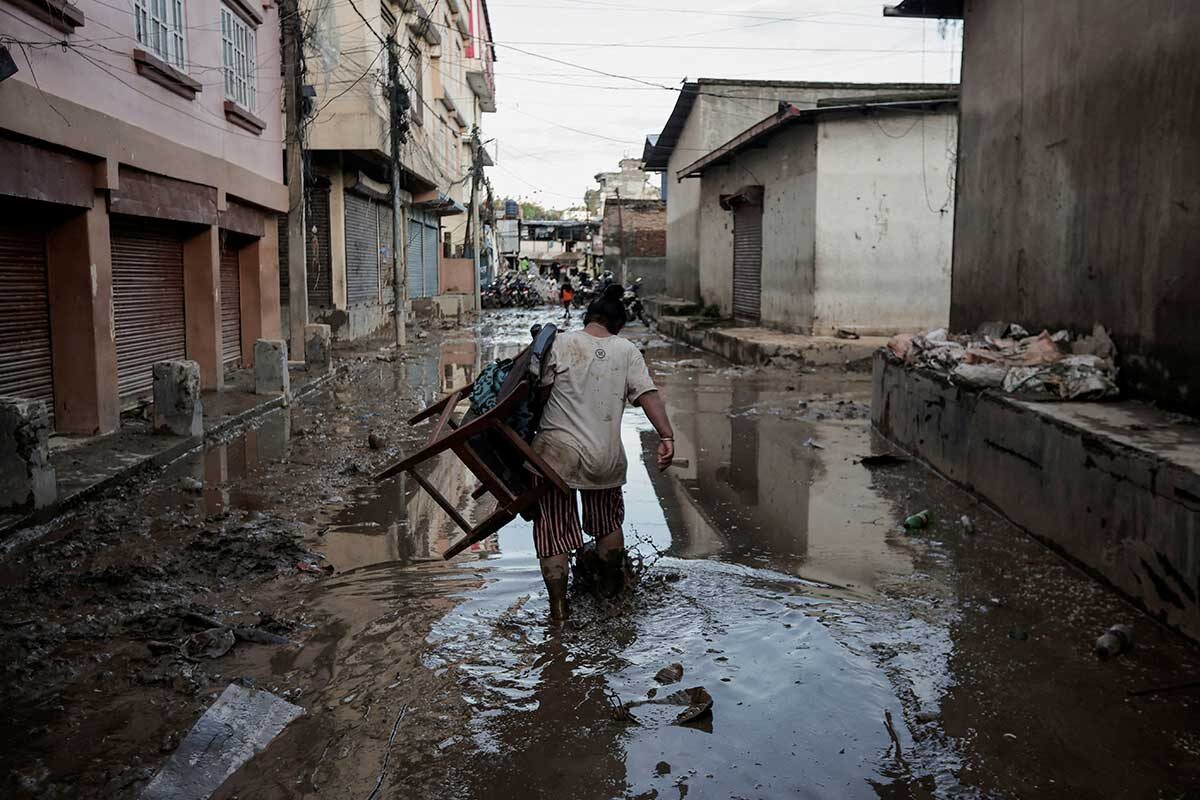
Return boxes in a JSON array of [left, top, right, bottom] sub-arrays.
[[134, 0, 186, 69], [409, 43, 423, 125], [220, 5, 257, 110]]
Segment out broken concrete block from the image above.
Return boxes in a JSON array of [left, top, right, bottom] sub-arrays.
[[254, 339, 290, 396], [304, 323, 332, 373], [140, 683, 303, 800], [0, 397, 56, 511], [152, 360, 203, 437]]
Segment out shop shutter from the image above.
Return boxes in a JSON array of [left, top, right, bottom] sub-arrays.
[[407, 216, 425, 298], [307, 187, 333, 306], [0, 215, 54, 414], [422, 219, 439, 298], [345, 191, 379, 305], [219, 244, 242, 366], [732, 202, 763, 324], [111, 218, 187, 401]]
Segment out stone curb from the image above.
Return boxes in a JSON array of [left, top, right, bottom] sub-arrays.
[[0, 363, 349, 544], [657, 316, 879, 368]]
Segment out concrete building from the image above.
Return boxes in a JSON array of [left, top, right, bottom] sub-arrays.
[[295, 0, 496, 338], [594, 158, 660, 208], [676, 97, 957, 335], [0, 0, 286, 435], [872, 0, 1200, 640], [602, 199, 666, 293], [643, 79, 957, 304]]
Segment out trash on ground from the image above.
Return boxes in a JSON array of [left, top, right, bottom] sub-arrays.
[[903, 510, 932, 530], [885, 323, 1119, 400], [624, 686, 714, 728], [835, 328, 861, 340], [859, 453, 908, 468], [654, 663, 684, 685], [802, 437, 825, 450], [960, 515, 976, 534], [1094, 624, 1134, 659], [182, 627, 235, 660], [140, 683, 303, 800], [367, 431, 385, 450]]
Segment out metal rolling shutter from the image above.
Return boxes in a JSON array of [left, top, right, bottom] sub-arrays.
[[111, 218, 187, 400], [307, 187, 333, 306], [732, 203, 763, 324], [0, 216, 54, 413], [407, 216, 424, 298], [345, 192, 379, 305], [219, 244, 242, 366], [422, 218, 439, 298]]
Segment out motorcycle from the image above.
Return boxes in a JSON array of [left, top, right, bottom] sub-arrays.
[[622, 277, 646, 324]]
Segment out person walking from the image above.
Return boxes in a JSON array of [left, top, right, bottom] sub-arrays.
[[532, 284, 675, 621], [559, 280, 574, 322]]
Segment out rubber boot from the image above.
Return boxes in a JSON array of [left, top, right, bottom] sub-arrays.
[[598, 547, 627, 598]]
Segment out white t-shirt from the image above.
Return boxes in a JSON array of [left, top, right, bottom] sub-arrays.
[[533, 330, 658, 490]]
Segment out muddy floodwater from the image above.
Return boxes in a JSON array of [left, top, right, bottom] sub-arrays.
[[2, 309, 1199, 799]]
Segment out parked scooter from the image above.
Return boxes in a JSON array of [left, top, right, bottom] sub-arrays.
[[622, 277, 646, 324]]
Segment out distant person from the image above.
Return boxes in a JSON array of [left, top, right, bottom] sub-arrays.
[[551, 261, 562, 282], [559, 280, 574, 321], [519, 256, 531, 273], [532, 284, 675, 621]]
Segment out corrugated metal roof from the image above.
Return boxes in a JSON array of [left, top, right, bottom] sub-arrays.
[[644, 79, 959, 172], [643, 83, 699, 172], [677, 95, 958, 179]]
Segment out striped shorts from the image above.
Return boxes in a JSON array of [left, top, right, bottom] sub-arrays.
[[532, 485, 625, 559]]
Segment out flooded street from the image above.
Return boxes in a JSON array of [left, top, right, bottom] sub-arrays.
[[2, 309, 1198, 799]]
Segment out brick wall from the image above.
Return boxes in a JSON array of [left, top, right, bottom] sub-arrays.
[[602, 200, 666, 257]]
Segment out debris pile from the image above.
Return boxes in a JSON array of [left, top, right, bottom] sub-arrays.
[[885, 322, 1119, 401]]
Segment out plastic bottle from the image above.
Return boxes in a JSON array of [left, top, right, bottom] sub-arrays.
[[903, 510, 932, 530]]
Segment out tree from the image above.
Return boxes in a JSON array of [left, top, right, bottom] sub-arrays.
[[520, 201, 560, 220]]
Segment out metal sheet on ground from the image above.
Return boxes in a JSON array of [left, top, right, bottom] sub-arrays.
[[140, 684, 303, 800]]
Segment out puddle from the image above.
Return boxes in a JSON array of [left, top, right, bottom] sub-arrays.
[[5, 309, 1199, 799]]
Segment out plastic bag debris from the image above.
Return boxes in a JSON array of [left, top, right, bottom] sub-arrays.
[[886, 324, 1120, 401]]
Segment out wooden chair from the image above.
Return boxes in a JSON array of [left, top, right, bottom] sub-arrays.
[[374, 324, 569, 559]]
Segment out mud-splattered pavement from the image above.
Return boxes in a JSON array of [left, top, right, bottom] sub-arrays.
[[2, 309, 1198, 799]]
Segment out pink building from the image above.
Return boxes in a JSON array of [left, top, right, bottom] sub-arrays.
[[0, 0, 286, 435]]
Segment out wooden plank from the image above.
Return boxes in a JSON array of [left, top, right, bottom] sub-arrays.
[[409, 469, 472, 534]]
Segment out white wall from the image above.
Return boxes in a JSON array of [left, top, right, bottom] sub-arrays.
[[812, 111, 956, 335], [662, 81, 955, 304], [695, 123, 818, 330]]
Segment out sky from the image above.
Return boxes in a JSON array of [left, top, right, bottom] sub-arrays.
[[482, 0, 963, 209]]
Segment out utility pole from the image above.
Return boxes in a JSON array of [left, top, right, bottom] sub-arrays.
[[282, 0, 308, 358], [614, 187, 627, 284], [464, 125, 483, 314], [387, 35, 410, 347]]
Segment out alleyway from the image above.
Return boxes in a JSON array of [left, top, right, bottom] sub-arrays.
[[2, 309, 1198, 799]]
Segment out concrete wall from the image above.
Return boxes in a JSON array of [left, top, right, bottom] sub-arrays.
[[663, 81, 955, 303], [441, 257, 475, 294], [696, 123, 818, 330], [952, 0, 1200, 413], [812, 111, 955, 335], [624, 257, 666, 297], [873, 353, 1200, 641]]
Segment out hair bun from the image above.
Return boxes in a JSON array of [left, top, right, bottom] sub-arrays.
[[603, 284, 624, 302]]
